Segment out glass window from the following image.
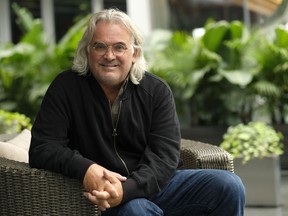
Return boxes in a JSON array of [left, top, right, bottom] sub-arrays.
[[168, 0, 283, 31]]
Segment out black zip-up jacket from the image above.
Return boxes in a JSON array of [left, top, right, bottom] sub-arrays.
[[29, 70, 181, 203]]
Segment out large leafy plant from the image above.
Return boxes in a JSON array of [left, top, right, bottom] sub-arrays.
[[145, 20, 288, 126], [220, 121, 284, 164], [246, 26, 288, 124], [145, 20, 255, 126], [0, 4, 90, 120]]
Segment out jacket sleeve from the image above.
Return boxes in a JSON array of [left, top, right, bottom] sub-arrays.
[[29, 74, 94, 181], [122, 80, 181, 202]]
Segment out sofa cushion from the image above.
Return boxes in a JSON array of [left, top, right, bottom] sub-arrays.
[[0, 141, 28, 163], [7, 129, 31, 151]]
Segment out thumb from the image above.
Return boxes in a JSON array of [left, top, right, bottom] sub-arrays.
[[113, 173, 127, 182], [104, 170, 127, 182], [103, 170, 117, 183]]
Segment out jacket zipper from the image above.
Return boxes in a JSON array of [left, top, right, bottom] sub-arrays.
[[111, 100, 130, 176]]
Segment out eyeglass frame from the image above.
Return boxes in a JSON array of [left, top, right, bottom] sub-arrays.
[[90, 41, 132, 57]]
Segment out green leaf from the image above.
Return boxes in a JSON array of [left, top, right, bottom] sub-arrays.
[[202, 21, 229, 52], [12, 3, 36, 32], [218, 69, 252, 86], [229, 21, 244, 39], [253, 81, 281, 98], [275, 25, 288, 48]]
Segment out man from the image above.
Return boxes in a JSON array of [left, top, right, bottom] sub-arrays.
[[29, 8, 245, 215]]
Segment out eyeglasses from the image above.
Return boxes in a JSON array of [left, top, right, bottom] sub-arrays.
[[91, 42, 129, 56]]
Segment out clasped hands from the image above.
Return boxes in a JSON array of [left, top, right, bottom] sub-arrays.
[[83, 164, 127, 211]]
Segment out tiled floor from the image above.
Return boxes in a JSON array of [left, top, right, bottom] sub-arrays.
[[245, 171, 288, 216]]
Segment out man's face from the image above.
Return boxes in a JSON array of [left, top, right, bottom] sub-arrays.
[[88, 21, 137, 88]]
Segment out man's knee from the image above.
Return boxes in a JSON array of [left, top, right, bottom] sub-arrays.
[[119, 198, 163, 216], [213, 171, 246, 203]]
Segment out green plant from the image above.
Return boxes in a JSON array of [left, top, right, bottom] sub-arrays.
[[145, 20, 255, 126], [246, 25, 288, 124], [0, 4, 90, 120], [220, 121, 284, 164], [146, 20, 288, 126], [0, 109, 32, 134]]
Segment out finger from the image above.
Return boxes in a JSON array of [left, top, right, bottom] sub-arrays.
[[83, 192, 111, 209], [97, 199, 110, 209], [102, 170, 120, 198], [98, 206, 107, 212], [92, 190, 110, 200], [103, 170, 118, 183], [84, 192, 97, 204], [104, 170, 127, 183], [103, 183, 119, 198], [112, 172, 127, 182]]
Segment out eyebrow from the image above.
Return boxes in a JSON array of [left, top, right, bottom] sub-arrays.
[[92, 41, 127, 46]]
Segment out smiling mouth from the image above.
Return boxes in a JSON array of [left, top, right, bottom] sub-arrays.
[[100, 63, 118, 67]]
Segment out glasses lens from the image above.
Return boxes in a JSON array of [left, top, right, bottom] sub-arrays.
[[93, 43, 107, 55], [112, 44, 127, 56], [92, 42, 128, 56]]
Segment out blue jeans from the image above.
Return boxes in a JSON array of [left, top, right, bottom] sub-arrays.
[[102, 169, 245, 216]]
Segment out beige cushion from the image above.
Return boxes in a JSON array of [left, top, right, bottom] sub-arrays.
[[0, 141, 28, 163], [0, 129, 31, 163], [7, 129, 31, 151]]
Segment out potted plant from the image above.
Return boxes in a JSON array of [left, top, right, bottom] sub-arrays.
[[220, 121, 284, 206], [0, 109, 32, 134]]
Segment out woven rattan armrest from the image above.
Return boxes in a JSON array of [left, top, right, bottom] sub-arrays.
[[0, 157, 100, 216], [180, 139, 234, 172]]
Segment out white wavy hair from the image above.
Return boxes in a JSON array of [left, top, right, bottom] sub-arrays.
[[72, 9, 147, 84]]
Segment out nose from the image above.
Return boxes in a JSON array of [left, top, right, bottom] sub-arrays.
[[103, 46, 115, 59]]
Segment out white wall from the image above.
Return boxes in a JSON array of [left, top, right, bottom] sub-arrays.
[[127, 0, 152, 37], [0, 0, 11, 44], [91, 0, 104, 13], [127, 0, 169, 37], [41, 0, 56, 45]]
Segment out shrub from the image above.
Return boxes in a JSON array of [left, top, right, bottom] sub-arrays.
[[220, 121, 284, 163], [0, 109, 32, 134]]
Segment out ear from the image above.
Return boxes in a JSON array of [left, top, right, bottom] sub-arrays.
[[132, 47, 138, 63]]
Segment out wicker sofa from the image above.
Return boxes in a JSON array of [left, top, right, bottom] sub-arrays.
[[0, 133, 234, 216]]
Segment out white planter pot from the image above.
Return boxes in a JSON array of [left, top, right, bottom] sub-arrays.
[[234, 156, 282, 207]]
